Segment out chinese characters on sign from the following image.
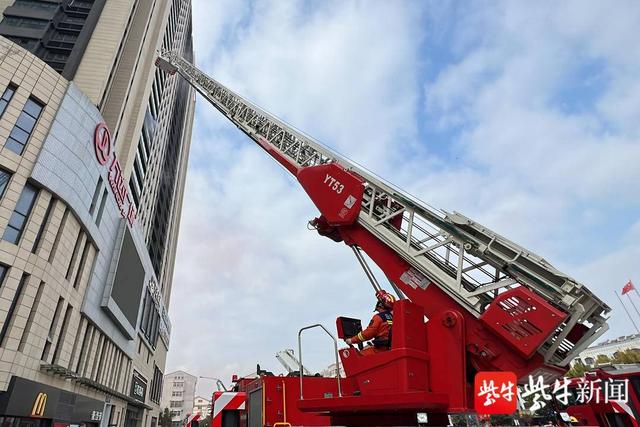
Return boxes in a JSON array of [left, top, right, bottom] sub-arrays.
[[148, 278, 171, 345], [94, 123, 137, 226], [475, 372, 629, 414], [148, 278, 162, 306], [130, 370, 147, 402], [475, 371, 518, 414]]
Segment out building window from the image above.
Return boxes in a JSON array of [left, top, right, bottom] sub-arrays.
[[14, 0, 60, 12], [0, 169, 11, 199], [72, 241, 92, 288], [5, 36, 39, 50], [43, 51, 69, 63], [5, 97, 44, 155], [0, 84, 17, 118], [48, 207, 68, 262], [51, 303, 73, 364], [0, 265, 8, 289], [0, 273, 29, 347], [3, 183, 38, 244], [51, 33, 77, 43], [41, 297, 64, 361], [95, 188, 108, 226], [2, 16, 48, 29], [150, 365, 163, 404], [67, 0, 92, 10], [89, 177, 103, 215], [140, 290, 160, 348], [18, 280, 44, 352], [31, 196, 54, 253]]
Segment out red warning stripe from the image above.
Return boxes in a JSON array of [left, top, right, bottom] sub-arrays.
[[212, 392, 246, 427]]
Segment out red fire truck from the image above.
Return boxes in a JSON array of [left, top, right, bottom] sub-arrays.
[[155, 52, 611, 426], [552, 365, 640, 427]]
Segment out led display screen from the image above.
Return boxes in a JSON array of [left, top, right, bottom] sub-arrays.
[[110, 228, 145, 326]]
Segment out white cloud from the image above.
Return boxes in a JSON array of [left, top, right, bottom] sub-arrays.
[[167, 0, 640, 395], [417, 0, 640, 343], [421, 2, 640, 249], [169, 0, 427, 387], [199, 0, 424, 171]]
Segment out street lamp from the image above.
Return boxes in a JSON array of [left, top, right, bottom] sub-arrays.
[[198, 376, 228, 391]]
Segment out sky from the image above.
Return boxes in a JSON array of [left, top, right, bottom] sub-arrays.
[[165, 0, 640, 396]]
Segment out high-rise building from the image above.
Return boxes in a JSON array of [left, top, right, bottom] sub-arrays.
[[0, 1, 195, 427], [160, 371, 197, 427]]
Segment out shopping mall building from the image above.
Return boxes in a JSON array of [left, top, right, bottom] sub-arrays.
[[0, 1, 195, 427]]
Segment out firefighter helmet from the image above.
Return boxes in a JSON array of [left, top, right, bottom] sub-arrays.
[[375, 290, 396, 311]]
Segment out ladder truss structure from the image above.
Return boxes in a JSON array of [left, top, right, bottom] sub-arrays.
[[156, 50, 610, 369]]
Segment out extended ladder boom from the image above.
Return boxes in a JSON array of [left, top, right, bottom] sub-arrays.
[[276, 349, 311, 376], [156, 51, 609, 368]]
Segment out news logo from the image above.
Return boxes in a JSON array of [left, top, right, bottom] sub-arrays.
[[475, 371, 517, 414], [475, 371, 629, 415]]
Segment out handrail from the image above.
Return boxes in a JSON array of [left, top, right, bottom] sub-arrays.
[[297, 324, 342, 399]]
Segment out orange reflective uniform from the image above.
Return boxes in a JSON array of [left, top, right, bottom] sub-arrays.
[[351, 310, 393, 355]]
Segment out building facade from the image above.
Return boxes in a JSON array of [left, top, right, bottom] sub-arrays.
[[0, 1, 195, 427], [160, 371, 196, 427], [192, 396, 210, 418], [574, 334, 640, 368]]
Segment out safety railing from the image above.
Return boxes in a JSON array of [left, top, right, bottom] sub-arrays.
[[297, 324, 342, 399]]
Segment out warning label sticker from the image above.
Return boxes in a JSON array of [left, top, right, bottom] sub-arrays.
[[344, 195, 357, 209], [399, 268, 430, 290]]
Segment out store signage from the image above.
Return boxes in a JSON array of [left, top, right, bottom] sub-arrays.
[[148, 278, 171, 345], [31, 392, 47, 417], [94, 123, 137, 226], [159, 308, 170, 346], [130, 371, 147, 402], [5, 377, 104, 420], [90, 411, 103, 421]]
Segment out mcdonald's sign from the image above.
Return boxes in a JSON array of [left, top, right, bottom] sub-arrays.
[[31, 392, 47, 417]]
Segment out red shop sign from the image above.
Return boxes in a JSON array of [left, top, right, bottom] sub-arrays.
[[93, 123, 136, 226]]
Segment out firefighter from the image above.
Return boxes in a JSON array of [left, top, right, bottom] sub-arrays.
[[345, 290, 396, 356]]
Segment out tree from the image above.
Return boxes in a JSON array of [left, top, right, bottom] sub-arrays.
[[490, 414, 516, 425], [448, 413, 479, 426], [198, 416, 211, 427], [612, 349, 640, 364], [159, 408, 171, 427], [567, 361, 587, 378], [596, 354, 611, 365]]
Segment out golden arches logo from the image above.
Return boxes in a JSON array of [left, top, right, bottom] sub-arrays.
[[31, 392, 47, 417]]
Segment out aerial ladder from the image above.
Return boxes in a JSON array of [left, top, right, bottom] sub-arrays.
[[156, 51, 610, 425], [276, 349, 312, 377]]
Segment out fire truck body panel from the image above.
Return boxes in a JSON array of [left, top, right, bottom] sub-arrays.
[[557, 366, 640, 426], [213, 376, 337, 427]]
